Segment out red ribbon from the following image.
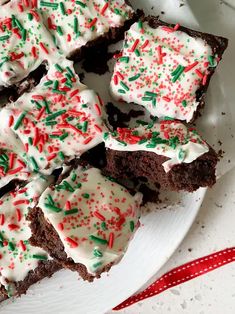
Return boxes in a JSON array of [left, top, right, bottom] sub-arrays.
[[113, 247, 235, 310]]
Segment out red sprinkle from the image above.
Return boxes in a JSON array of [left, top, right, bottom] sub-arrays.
[[16, 208, 21, 222], [94, 124, 102, 133], [19, 240, 26, 251], [83, 137, 93, 145], [40, 42, 49, 54], [113, 74, 118, 85], [195, 69, 204, 79], [184, 61, 199, 72], [31, 46, 38, 59], [8, 223, 20, 231], [129, 39, 139, 52], [8, 115, 14, 127], [8, 166, 24, 175], [87, 17, 97, 28], [65, 237, 78, 248], [202, 74, 208, 86], [101, 2, 109, 15], [65, 201, 71, 210], [94, 211, 105, 221], [13, 199, 29, 206], [94, 104, 101, 116], [57, 222, 64, 231], [47, 153, 57, 161], [0, 214, 5, 226], [108, 232, 114, 249], [140, 39, 149, 50]]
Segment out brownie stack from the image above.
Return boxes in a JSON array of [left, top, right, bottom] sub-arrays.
[[0, 0, 228, 302]]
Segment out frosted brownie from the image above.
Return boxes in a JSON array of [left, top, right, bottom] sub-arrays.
[[0, 176, 60, 300], [36, 0, 139, 59], [0, 0, 60, 98], [103, 120, 218, 192], [28, 167, 142, 281], [110, 16, 228, 122], [0, 59, 107, 175]]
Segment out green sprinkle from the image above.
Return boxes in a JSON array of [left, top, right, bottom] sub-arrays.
[[146, 143, 157, 148], [93, 261, 102, 269], [14, 112, 26, 130], [178, 148, 186, 161], [60, 132, 69, 141], [114, 8, 121, 15], [0, 35, 10, 41], [63, 181, 75, 192], [138, 20, 143, 29], [136, 120, 148, 126], [135, 49, 140, 57], [55, 64, 63, 72], [93, 249, 103, 258], [117, 140, 127, 146], [182, 100, 187, 107], [28, 137, 33, 145], [74, 16, 78, 33], [46, 121, 57, 126], [47, 195, 54, 205], [53, 80, 59, 90], [58, 151, 65, 160], [15, 18, 23, 30], [171, 65, 183, 77], [130, 221, 135, 232], [0, 232, 4, 241], [120, 81, 129, 91], [59, 2, 66, 14], [208, 55, 216, 67], [89, 235, 108, 245], [43, 99, 51, 114], [82, 193, 90, 199], [119, 56, 129, 63], [152, 98, 157, 107], [128, 74, 141, 81], [40, 1, 58, 8], [22, 29, 27, 41], [145, 91, 157, 97], [28, 13, 33, 20], [30, 156, 39, 172], [171, 65, 185, 82], [163, 116, 174, 121], [82, 121, 88, 133], [76, 1, 86, 8], [142, 97, 153, 101], [101, 221, 107, 231], [45, 203, 62, 213], [44, 80, 53, 86], [57, 26, 63, 36], [118, 89, 126, 94], [138, 138, 148, 144], [71, 173, 77, 182], [52, 89, 66, 94], [32, 254, 48, 260], [66, 66, 74, 77], [8, 242, 15, 251], [45, 110, 66, 121], [64, 208, 79, 216]]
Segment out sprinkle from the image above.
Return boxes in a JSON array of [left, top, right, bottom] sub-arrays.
[[182, 100, 187, 107], [0, 35, 10, 42], [171, 65, 185, 82], [130, 221, 135, 232], [178, 148, 186, 161], [65, 237, 78, 248], [0, 214, 5, 226], [64, 208, 79, 216], [93, 249, 103, 257], [87, 18, 97, 29], [40, 1, 58, 8], [39, 42, 49, 54], [13, 199, 29, 206], [32, 254, 48, 260], [8, 242, 15, 251], [202, 74, 208, 86], [195, 69, 204, 79], [129, 39, 139, 52], [89, 235, 108, 245], [16, 208, 21, 222], [14, 112, 26, 130], [45, 203, 62, 213], [93, 261, 102, 269], [94, 211, 105, 221], [108, 232, 114, 249], [119, 56, 129, 63], [120, 81, 129, 91], [19, 240, 26, 251], [46, 110, 66, 121], [101, 2, 109, 15], [30, 157, 39, 172], [76, 1, 86, 8], [101, 221, 107, 231], [184, 61, 199, 72], [59, 2, 66, 14], [82, 193, 90, 199], [141, 39, 149, 50], [94, 104, 102, 116]]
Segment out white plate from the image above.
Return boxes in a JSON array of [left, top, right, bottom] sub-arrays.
[[1, 1, 234, 314]]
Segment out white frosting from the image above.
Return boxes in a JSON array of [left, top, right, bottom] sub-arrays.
[[0, 1, 60, 88], [38, 167, 142, 275], [1, 59, 107, 174], [0, 176, 51, 295], [110, 21, 215, 122], [104, 120, 209, 172], [37, 0, 134, 57]]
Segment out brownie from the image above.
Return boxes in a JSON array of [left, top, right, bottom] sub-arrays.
[[0, 4, 59, 102], [0, 59, 106, 175], [110, 15, 228, 122], [37, 0, 142, 60], [28, 167, 142, 281], [103, 120, 218, 192], [0, 177, 61, 299]]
